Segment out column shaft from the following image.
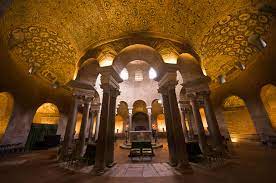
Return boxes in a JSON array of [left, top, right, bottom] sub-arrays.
[[186, 110, 195, 139], [88, 111, 95, 142], [168, 88, 189, 169], [105, 91, 118, 167], [161, 93, 178, 166], [93, 90, 110, 173], [181, 109, 189, 140], [62, 98, 79, 158], [190, 97, 209, 154], [203, 94, 224, 151], [78, 101, 91, 157]]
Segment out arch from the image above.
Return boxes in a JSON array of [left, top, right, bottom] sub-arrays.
[[0, 92, 14, 141], [75, 58, 100, 86], [260, 84, 276, 129], [132, 112, 149, 131], [112, 44, 165, 75], [117, 101, 129, 120], [222, 95, 258, 142], [33, 103, 60, 125], [151, 99, 163, 118], [115, 115, 124, 134], [156, 114, 166, 132], [132, 100, 147, 114], [177, 53, 204, 81]]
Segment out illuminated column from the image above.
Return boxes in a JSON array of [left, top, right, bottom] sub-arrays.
[[87, 111, 95, 143], [188, 94, 210, 154], [147, 106, 152, 131], [61, 94, 80, 159], [77, 97, 92, 157], [128, 108, 133, 131], [186, 109, 195, 139], [200, 91, 225, 152], [180, 106, 189, 141]]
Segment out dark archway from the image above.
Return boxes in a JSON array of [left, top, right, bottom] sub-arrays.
[[132, 112, 149, 131]]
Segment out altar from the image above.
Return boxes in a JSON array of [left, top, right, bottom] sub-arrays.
[[119, 130, 163, 149]]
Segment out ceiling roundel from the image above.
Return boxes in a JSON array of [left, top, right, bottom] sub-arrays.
[[200, 8, 273, 83], [8, 25, 78, 84]]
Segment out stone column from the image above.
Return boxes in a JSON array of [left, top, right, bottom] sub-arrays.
[[159, 90, 178, 166], [245, 94, 276, 142], [200, 91, 225, 152], [61, 95, 80, 159], [147, 106, 152, 131], [189, 94, 210, 154], [128, 108, 133, 131], [186, 109, 195, 139], [167, 83, 190, 171], [106, 88, 120, 167], [180, 107, 189, 140], [77, 98, 92, 157], [93, 84, 111, 174], [92, 65, 122, 175], [88, 111, 95, 142]]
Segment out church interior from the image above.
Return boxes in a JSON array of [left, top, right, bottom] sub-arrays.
[[0, 0, 276, 182]]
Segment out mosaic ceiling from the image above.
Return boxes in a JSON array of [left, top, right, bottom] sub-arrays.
[[0, 0, 275, 86], [223, 96, 246, 109]]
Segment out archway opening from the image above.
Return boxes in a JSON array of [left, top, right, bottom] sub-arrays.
[[0, 92, 14, 142], [26, 103, 61, 150], [261, 84, 276, 129], [132, 112, 149, 131], [222, 96, 258, 142]]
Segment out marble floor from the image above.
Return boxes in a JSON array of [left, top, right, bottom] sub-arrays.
[[0, 140, 276, 183]]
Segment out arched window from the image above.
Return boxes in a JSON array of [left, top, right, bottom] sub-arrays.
[[149, 67, 157, 79], [120, 68, 129, 81], [135, 69, 143, 81]]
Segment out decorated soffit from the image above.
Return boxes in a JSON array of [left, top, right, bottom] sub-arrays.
[[36, 103, 59, 114], [223, 96, 246, 109], [0, 0, 275, 87]]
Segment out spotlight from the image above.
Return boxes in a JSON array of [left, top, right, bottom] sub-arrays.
[[234, 62, 246, 71], [52, 81, 60, 89], [248, 34, 267, 50], [218, 75, 226, 84]]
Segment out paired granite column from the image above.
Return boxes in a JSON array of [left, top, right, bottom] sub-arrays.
[[106, 88, 120, 167], [61, 95, 80, 159], [186, 109, 195, 139], [92, 66, 122, 175], [180, 107, 189, 140], [200, 91, 225, 152], [87, 111, 95, 143], [159, 90, 178, 166], [158, 69, 191, 172], [189, 94, 210, 154], [147, 107, 152, 131], [77, 98, 92, 157]]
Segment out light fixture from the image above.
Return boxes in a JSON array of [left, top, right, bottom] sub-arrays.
[[234, 61, 246, 71], [218, 74, 226, 84], [149, 67, 157, 79], [248, 34, 267, 50], [52, 81, 60, 89]]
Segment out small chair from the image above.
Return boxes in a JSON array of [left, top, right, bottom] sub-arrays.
[[141, 141, 154, 160], [129, 141, 142, 161]]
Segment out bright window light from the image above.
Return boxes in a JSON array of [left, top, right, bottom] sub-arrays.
[[120, 68, 129, 81], [149, 67, 157, 79]]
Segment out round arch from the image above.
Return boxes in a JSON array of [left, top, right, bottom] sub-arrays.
[[112, 44, 165, 75], [131, 112, 149, 131], [260, 84, 276, 129], [33, 103, 60, 125], [75, 58, 100, 86], [115, 115, 124, 134], [0, 92, 14, 141], [222, 95, 258, 142], [132, 100, 147, 114]]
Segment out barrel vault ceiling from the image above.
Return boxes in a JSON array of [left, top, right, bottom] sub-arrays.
[[0, 0, 275, 87]]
